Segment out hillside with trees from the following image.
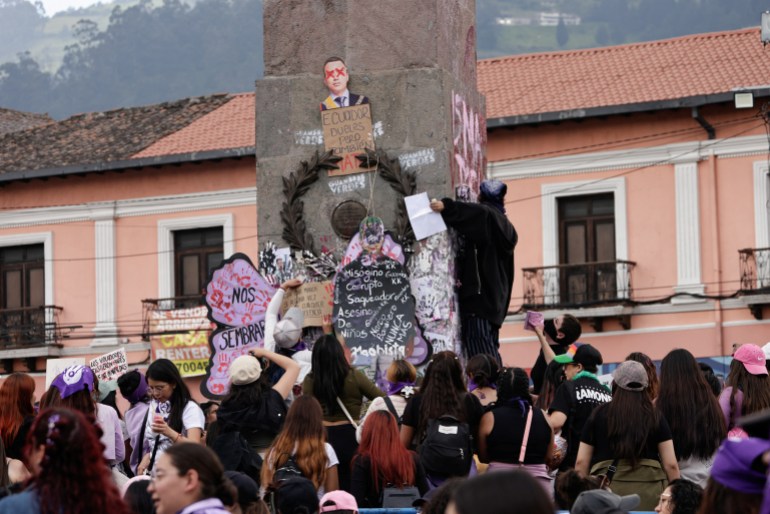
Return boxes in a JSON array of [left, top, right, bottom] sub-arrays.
[[0, 0, 765, 119]]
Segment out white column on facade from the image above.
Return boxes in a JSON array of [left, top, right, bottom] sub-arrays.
[[92, 206, 119, 346], [673, 162, 705, 302]]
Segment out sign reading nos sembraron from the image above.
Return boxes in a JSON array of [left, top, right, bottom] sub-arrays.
[[322, 104, 375, 177]]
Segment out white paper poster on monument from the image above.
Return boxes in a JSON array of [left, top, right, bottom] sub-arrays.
[[89, 348, 129, 382], [45, 357, 86, 388], [405, 192, 447, 240]]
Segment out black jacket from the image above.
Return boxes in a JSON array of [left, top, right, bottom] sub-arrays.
[[440, 198, 518, 327]]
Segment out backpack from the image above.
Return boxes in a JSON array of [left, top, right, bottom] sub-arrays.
[[418, 415, 473, 478], [272, 454, 305, 483], [211, 429, 263, 483], [381, 485, 421, 508]]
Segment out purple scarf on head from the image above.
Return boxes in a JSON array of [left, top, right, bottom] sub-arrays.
[[128, 373, 149, 405], [386, 380, 415, 397], [468, 379, 497, 392]]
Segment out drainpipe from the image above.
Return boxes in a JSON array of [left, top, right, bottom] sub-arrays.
[[706, 151, 725, 356], [692, 106, 716, 140]]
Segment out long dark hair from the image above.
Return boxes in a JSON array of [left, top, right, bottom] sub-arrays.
[[725, 360, 770, 424], [146, 359, 193, 433], [29, 408, 130, 514], [497, 367, 532, 413], [417, 351, 466, 437], [534, 360, 564, 410], [600, 385, 659, 467], [466, 354, 500, 389], [310, 334, 350, 415], [656, 349, 726, 460], [221, 373, 270, 409]]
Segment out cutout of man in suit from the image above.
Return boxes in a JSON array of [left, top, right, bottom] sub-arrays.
[[320, 56, 369, 111]]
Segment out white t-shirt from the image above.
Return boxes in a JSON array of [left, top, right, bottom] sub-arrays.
[[143, 400, 205, 466]]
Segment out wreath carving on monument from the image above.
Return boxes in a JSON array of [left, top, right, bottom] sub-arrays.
[[281, 148, 417, 265]]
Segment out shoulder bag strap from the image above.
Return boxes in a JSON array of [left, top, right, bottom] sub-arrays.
[[383, 396, 399, 421], [518, 406, 534, 463], [336, 397, 358, 428]]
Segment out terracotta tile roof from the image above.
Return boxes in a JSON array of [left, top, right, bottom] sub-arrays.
[[0, 108, 53, 135], [134, 93, 255, 158], [478, 27, 770, 120], [0, 94, 233, 174]]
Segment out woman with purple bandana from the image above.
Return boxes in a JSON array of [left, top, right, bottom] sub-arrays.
[[118, 369, 151, 475], [698, 437, 770, 514], [430, 179, 518, 363], [356, 359, 417, 442]]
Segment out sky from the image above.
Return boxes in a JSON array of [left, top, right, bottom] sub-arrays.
[[42, 0, 106, 15]]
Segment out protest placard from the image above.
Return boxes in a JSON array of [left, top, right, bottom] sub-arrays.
[[89, 348, 128, 382], [321, 104, 375, 176], [281, 281, 333, 327]]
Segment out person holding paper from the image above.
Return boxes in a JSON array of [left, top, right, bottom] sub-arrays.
[[430, 179, 518, 363]]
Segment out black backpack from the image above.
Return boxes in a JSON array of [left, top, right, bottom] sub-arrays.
[[418, 415, 473, 478], [272, 454, 305, 482], [211, 429, 263, 483]]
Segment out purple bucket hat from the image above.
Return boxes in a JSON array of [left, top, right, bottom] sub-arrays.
[[52, 365, 95, 399], [711, 437, 770, 494]]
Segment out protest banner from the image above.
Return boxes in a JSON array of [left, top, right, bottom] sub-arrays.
[[333, 255, 416, 364], [281, 281, 333, 327], [321, 104, 375, 176], [45, 358, 85, 388], [203, 253, 274, 397], [89, 348, 128, 382], [149, 305, 212, 378]]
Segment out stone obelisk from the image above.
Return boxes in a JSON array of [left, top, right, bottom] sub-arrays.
[[255, 0, 486, 354]]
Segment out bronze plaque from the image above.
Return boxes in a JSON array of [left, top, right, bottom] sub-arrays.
[[331, 200, 368, 239]]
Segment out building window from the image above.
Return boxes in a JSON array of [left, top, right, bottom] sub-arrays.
[[1, 244, 45, 311], [558, 193, 616, 304], [173, 227, 223, 302]]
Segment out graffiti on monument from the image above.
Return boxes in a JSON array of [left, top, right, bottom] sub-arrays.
[[452, 90, 486, 200]]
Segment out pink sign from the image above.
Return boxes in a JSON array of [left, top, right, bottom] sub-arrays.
[[203, 253, 273, 397]]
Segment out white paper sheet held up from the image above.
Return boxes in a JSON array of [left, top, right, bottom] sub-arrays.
[[405, 192, 447, 240]]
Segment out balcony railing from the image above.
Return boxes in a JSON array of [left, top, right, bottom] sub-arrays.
[[522, 260, 636, 308], [739, 247, 770, 292], [0, 305, 64, 349]]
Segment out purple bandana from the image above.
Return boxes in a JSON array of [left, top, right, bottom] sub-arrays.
[[52, 365, 94, 399], [385, 380, 415, 397], [127, 372, 149, 405], [468, 379, 497, 392], [711, 437, 770, 494]]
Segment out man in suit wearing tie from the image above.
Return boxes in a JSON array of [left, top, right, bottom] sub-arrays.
[[320, 57, 369, 111]]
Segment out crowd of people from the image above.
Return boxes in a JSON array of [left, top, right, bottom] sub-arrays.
[[0, 271, 769, 514]]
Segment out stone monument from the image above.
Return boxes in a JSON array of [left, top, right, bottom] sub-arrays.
[[255, 0, 487, 357]]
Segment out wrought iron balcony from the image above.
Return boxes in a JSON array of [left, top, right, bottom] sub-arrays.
[[0, 305, 64, 349], [739, 247, 770, 292], [522, 260, 636, 308]]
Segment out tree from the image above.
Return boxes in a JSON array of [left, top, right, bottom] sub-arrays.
[[556, 15, 569, 48]]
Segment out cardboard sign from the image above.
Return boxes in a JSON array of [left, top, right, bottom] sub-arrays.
[[333, 255, 416, 363], [89, 348, 129, 382], [281, 281, 334, 327], [149, 306, 212, 378], [45, 358, 86, 388], [203, 253, 274, 398], [321, 104, 375, 176]]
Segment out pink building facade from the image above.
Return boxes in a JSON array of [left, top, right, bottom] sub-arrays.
[[479, 29, 770, 373]]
